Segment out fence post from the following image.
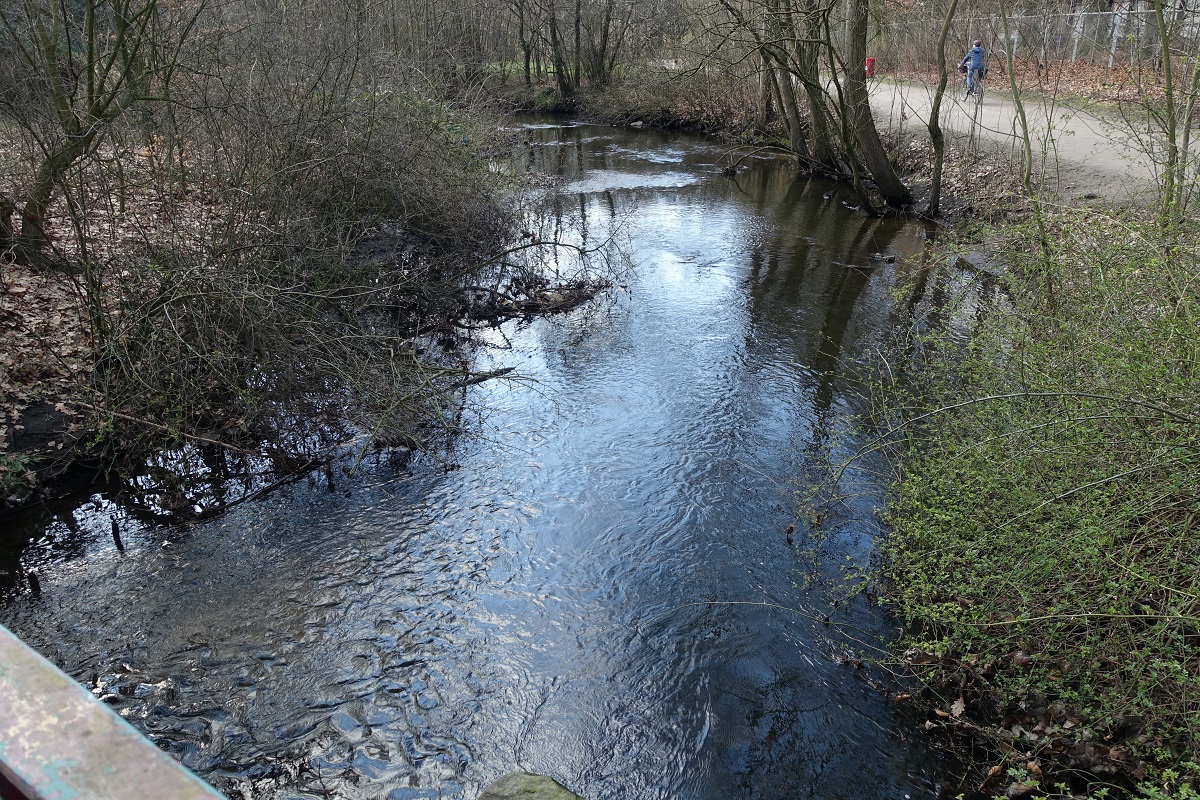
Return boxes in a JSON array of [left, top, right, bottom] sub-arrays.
[[1071, 11, 1083, 61], [1131, 1, 1144, 67], [1109, 7, 1125, 69]]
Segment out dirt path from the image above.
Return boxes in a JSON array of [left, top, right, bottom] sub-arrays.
[[868, 77, 1159, 204]]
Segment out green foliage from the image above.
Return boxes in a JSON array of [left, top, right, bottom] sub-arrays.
[[1136, 766, 1200, 800], [879, 209, 1200, 791], [0, 450, 37, 497]]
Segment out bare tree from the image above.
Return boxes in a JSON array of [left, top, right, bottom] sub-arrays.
[[926, 0, 960, 217], [710, 0, 913, 209], [0, 0, 200, 263]]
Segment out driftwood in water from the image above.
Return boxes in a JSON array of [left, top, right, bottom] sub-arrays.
[[458, 279, 610, 326], [454, 367, 517, 389]]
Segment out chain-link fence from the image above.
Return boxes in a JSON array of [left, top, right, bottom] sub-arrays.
[[876, 4, 1200, 70]]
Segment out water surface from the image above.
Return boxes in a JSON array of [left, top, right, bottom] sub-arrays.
[[2, 121, 955, 799]]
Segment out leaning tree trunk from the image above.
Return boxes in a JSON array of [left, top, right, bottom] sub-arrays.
[[844, 0, 912, 208], [17, 133, 99, 259], [799, 69, 839, 170], [767, 0, 825, 166], [721, 0, 813, 162], [774, 64, 813, 161], [795, 0, 842, 173]]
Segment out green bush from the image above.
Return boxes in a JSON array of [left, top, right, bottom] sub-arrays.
[[879, 209, 1200, 794]]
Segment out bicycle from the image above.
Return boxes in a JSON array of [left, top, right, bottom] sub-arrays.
[[960, 66, 985, 103]]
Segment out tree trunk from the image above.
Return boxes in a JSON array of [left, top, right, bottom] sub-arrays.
[[927, 0, 960, 218], [548, 1, 575, 97], [794, 0, 842, 171], [763, 0, 817, 163], [1150, 0, 1179, 221], [0, 192, 14, 255], [1175, 58, 1200, 213], [17, 133, 96, 258], [757, 51, 773, 130], [518, 4, 533, 86], [844, 0, 912, 207], [586, 0, 616, 86], [3, 0, 193, 264], [774, 66, 812, 160], [603, 7, 631, 84], [800, 79, 838, 170], [573, 0, 581, 89]]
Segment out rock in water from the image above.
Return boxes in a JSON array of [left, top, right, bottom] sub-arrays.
[[479, 772, 586, 800]]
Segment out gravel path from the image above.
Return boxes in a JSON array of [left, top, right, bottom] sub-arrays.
[[868, 77, 1160, 204]]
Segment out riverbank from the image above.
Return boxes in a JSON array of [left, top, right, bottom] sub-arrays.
[[0, 141, 972, 514], [868, 65, 1197, 800], [4, 68, 1185, 800], [6, 60, 1147, 512], [874, 207, 1200, 800]]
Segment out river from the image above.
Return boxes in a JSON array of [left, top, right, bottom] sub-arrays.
[[1, 120, 963, 799]]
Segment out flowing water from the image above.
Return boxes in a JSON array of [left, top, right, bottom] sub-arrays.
[[1, 121, 963, 799]]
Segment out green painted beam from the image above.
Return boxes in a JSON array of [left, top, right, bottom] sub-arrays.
[[0, 623, 224, 800]]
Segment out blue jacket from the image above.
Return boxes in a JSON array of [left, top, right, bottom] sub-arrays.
[[962, 46, 985, 70]]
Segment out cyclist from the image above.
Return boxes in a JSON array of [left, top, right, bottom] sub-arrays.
[[959, 39, 986, 95]]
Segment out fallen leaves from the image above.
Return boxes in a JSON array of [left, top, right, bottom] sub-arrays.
[[1, 262, 91, 470]]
